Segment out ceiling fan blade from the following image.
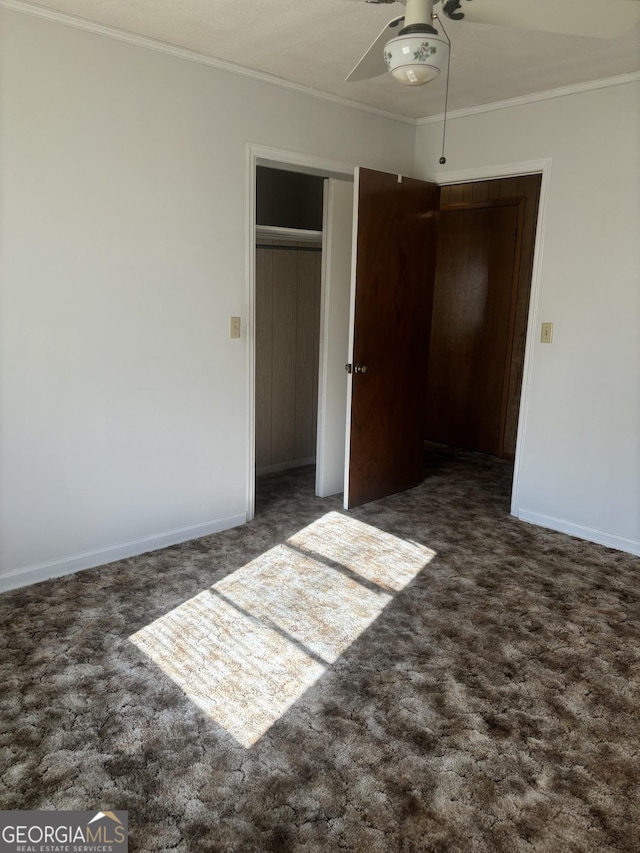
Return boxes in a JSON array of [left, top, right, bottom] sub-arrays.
[[439, 0, 640, 39], [346, 15, 405, 81]]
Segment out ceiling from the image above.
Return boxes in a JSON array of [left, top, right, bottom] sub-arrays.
[[16, 0, 640, 119]]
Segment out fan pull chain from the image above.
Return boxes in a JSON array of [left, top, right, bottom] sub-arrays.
[[434, 13, 452, 164]]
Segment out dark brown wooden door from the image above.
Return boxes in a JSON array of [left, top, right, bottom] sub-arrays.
[[345, 167, 438, 509], [424, 203, 520, 455]]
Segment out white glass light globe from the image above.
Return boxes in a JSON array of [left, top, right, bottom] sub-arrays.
[[384, 33, 448, 87], [391, 65, 438, 86]]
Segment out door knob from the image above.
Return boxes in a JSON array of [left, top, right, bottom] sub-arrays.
[[354, 363, 368, 374]]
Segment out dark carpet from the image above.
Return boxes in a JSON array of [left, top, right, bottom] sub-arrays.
[[1, 445, 638, 852]]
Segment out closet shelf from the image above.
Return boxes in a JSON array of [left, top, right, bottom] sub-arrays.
[[256, 225, 322, 245]]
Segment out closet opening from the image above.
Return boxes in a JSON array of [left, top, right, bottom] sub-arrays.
[[254, 167, 325, 510], [423, 174, 542, 486]]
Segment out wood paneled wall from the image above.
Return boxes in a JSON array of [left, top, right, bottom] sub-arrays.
[[438, 174, 541, 459], [255, 239, 322, 473]]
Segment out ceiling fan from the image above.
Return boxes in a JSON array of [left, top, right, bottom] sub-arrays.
[[347, 0, 640, 86]]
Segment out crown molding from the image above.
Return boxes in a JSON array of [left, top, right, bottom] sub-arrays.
[[416, 71, 640, 125], [5, 0, 637, 131], [0, 0, 416, 126]]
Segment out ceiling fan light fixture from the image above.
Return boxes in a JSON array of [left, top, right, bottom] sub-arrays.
[[384, 32, 448, 86]]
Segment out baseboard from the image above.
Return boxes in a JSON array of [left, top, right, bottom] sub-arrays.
[[0, 512, 247, 594], [256, 457, 316, 476], [516, 509, 640, 556]]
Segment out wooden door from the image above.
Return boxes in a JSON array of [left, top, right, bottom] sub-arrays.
[[344, 167, 439, 509], [424, 202, 521, 455]]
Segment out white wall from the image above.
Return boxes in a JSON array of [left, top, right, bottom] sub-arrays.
[[415, 80, 640, 554], [2, 9, 637, 594], [0, 8, 416, 590]]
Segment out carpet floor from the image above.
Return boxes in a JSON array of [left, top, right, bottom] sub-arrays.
[[1, 445, 638, 852]]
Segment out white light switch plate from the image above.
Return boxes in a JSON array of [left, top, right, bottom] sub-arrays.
[[229, 316, 241, 339]]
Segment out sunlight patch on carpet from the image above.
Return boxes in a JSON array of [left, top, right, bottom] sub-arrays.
[[130, 512, 435, 747], [288, 511, 432, 592]]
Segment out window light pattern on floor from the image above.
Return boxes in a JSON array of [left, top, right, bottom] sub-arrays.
[[130, 511, 435, 748]]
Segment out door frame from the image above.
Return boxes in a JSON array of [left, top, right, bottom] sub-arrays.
[[246, 144, 356, 521], [424, 158, 552, 520]]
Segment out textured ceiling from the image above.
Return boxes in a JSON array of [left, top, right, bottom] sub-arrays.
[[14, 0, 640, 118]]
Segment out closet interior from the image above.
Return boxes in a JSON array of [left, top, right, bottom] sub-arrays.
[[255, 168, 325, 477]]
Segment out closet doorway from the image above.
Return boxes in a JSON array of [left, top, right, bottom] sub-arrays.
[[424, 174, 542, 462], [255, 167, 324, 482], [254, 166, 353, 510]]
